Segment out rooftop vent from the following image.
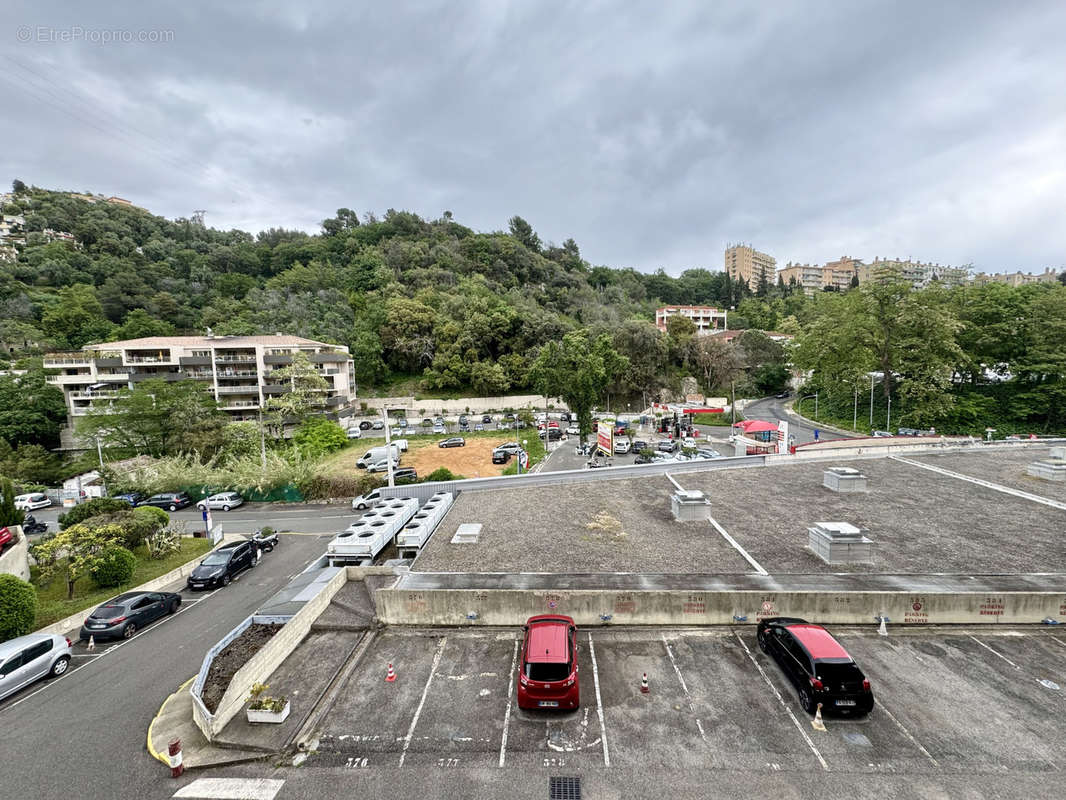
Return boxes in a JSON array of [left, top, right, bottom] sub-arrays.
[[1027, 459, 1066, 481], [451, 522, 482, 544], [671, 489, 711, 522], [1051, 446, 1066, 460], [823, 466, 867, 493], [808, 521, 873, 564]]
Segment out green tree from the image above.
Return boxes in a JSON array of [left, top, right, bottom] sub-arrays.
[[115, 308, 175, 340], [0, 476, 25, 526], [263, 351, 330, 429], [292, 416, 347, 458], [32, 522, 125, 599], [469, 361, 511, 395], [91, 545, 137, 588], [39, 284, 114, 349], [0, 369, 67, 448], [0, 574, 37, 642], [687, 335, 745, 394], [77, 379, 224, 457], [507, 216, 541, 252], [529, 330, 628, 441]]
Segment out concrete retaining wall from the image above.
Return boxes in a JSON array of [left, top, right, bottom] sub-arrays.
[[359, 394, 567, 416], [194, 566, 348, 740], [0, 526, 29, 581], [375, 587, 1066, 627]]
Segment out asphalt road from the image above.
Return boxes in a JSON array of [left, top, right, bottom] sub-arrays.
[[742, 396, 847, 446], [0, 531, 334, 800]]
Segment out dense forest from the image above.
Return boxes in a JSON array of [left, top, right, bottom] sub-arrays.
[[1, 181, 1065, 467]]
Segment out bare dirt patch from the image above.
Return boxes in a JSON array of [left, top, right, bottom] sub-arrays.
[[406, 436, 517, 478], [201, 623, 283, 713]]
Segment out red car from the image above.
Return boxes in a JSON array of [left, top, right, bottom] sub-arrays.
[[517, 615, 580, 710], [0, 526, 13, 553]]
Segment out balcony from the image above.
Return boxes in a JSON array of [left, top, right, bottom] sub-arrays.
[[70, 390, 122, 401], [125, 356, 174, 364], [261, 384, 290, 395], [263, 354, 293, 365], [216, 385, 260, 395], [219, 399, 260, 409], [95, 357, 122, 367], [309, 352, 347, 363], [215, 353, 257, 363], [44, 354, 93, 367], [215, 369, 259, 379], [179, 356, 212, 367]]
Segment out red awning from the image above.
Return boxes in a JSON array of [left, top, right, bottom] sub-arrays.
[[733, 419, 778, 432]]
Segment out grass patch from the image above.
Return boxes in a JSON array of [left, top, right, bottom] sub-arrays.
[[31, 537, 213, 628], [691, 413, 733, 427]]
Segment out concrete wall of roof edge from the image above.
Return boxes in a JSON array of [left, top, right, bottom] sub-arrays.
[[204, 565, 348, 739], [0, 526, 29, 581], [374, 588, 1066, 627]]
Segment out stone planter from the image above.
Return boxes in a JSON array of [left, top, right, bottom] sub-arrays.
[[246, 700, 290, 724]]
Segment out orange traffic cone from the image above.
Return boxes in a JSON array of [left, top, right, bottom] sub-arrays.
[[812, 702, 826, 731], [640, 672, 649, 693], [385, 662, 396, 682]]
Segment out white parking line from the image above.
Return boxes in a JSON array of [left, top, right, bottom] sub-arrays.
[[587, 632, 610, 767], [707, 514, 768, 575], [877, 700, 939, 767], [1049, 637, 1066, 651], [969, 635, 1021, 669], [399, 636, 446, 768], [498, 637, 519, 767], [733, 632, 829, 771], [172, 777, 285, 799], [662, 633, 707, 742], [891, 455, 1066, 511], [0, 586, 221, 715]]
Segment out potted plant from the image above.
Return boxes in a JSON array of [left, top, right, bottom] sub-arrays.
[[246, 682, 290, 724]]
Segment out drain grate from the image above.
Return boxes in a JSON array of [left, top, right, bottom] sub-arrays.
[[549, 776, 581, 799]]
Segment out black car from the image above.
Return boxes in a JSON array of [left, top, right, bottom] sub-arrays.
[[439, 437, 466, 448], [757, 617, 874, 717], [538, 428, 562, 440], [80, 591, 182, 641], [632, 440, 649, 453], [141, 492, 192, 512], [112, 492, 145, 506], [421, 418, 434, 427], [187, 541, 260, 590], [392, 467, 418, 482], [775, 391, 791, 399], [359, 420, 373, 430], [458, 415, 468, 426], [492, 449, 510, 464], [482, 415, 492, 424]]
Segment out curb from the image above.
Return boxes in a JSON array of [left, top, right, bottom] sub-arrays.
[[34, 534, 241, 638], [147, 675, 195, 765]]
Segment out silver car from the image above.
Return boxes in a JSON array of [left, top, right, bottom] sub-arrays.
[[0, 633, 72, 701], [196, 492, 245, 512]]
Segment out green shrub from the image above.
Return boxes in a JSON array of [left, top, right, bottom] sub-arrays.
[[0, 476, 25, 527], [132, 505, 169, 529], [90, 545, 137, 588], [298, 472, 383, 500], [58, 497, 129, 529], [145, 527, 181, 560], [0, 574, 37, 642], [423, 467, 464, 482], [87, 510, 160, 550]]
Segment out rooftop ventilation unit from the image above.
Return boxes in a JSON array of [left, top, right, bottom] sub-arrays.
[[327, 497, 419, 564], [823, 466, 867, 493], [1028, 458, 1066, 481], [671, 489, 711, 522], [1051, 446, 1065, 460], [808, 521, 874, 564], [451, 522, 482, 544], [397, 492, 454, 558]]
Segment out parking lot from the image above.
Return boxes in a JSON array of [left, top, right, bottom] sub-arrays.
[[307, 624, 1066, 777]]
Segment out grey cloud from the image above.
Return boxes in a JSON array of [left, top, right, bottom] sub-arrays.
[[1, 0, 1063, 273]]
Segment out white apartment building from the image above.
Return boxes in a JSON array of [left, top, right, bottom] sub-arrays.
[[655, 305, 728, 334], [45, 334, 357, 429]]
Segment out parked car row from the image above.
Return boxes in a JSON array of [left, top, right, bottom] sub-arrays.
[[517, 614, 874, 718]]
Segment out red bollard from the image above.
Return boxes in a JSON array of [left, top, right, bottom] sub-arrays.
[[168, 738, 184, 778]]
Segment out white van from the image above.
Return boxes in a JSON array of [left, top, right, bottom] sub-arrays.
[[356, 444, 402, 468]]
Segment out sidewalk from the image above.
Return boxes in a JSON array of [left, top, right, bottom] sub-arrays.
[[147, 678, 265, 770]]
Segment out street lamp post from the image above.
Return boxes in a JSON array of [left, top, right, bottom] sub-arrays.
[[797, 393, 817, 418], [886, 395, 892, 433], [853, 386, 858, 430]]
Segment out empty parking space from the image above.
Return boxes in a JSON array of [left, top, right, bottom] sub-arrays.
[[308, 625, 1066, 778]]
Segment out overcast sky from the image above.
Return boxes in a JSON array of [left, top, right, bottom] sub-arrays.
[[2, 1, 1064, 275]]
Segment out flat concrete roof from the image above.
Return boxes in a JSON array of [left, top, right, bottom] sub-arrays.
[[413, 476, 753, 574], [412, 447, 1066, 576]]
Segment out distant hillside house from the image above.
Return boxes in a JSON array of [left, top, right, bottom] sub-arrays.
[[45, 334, 357, 436], [655, 305, 728, 334]]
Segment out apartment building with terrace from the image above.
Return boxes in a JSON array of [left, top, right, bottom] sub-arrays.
[[45, 334, 356, 437]]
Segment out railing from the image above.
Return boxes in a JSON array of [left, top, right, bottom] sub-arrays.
[[70, 391, 121, 400], [125, 356, 174, 364], [43, 356, 92, 366], [216, 385, 260, 395], [219, 399, 260, 408], [215, 354, 256, 363], [215, 370, 259, 378]]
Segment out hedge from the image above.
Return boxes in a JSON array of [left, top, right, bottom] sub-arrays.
[[0, 574, 38, 642], [91, 546, 137, 588]]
